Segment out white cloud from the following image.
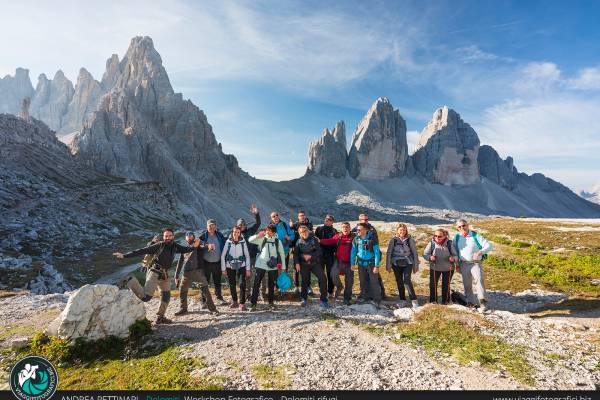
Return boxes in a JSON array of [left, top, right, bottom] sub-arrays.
[[406, 130, 420, 155], [512, 62, 562, 96], [455, 45, 498, 62], [244, 164, 306, 181], [568, 67, 600, 90]]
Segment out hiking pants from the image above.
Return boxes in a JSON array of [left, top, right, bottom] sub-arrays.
[[251, 268, 277, 305], [203, 261, 223, 300], [460, 261, 487, 304], [245, 255, 256, 298], [429, 269, 454, 304], [322, 252, 336, 295], [127, 269, 170, 316], [226, 268, 247, 304], [300, 262, 327, 302], [392, 264, 417, 301], [357, 265, 381, 303], [331, 260, 354, 302], [179, 269, 216, 312]]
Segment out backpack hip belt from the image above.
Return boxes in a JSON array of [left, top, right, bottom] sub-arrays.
[[150, 264, 169, 280]]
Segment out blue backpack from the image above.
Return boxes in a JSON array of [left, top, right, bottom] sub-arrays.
[[276, 272, 292, 292]]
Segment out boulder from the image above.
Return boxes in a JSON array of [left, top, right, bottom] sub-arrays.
[[412, 106, 480, 185], [393, 307, 415, 322], [307, 121, 348, 178], [348, 97, 408, 180], [49, 284, 146, 340]]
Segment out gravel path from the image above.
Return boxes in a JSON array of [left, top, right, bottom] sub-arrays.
[[1, 289, 598, 390]]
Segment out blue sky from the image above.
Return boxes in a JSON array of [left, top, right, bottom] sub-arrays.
[[1, 0, 599, 192]]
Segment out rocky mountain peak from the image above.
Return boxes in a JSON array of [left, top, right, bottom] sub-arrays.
[[0, 68, 35, 115], [412, 106, 480, 185], [307, 121, 348, 178], [115, 36, 173, 97], [348, 97, 408, 180], [101, 54, 121, 89], [60, 68, 104, 136], [30, 71, 74, 132]]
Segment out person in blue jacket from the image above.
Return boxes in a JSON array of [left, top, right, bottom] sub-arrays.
[[269, 211, 295, 267], [199, 219, 228, 305], [350, 222, 382, 308]]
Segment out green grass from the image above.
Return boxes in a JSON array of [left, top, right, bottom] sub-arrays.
[[486, 252, 600, 294], [251, 364, 295, 389], [1, 319, 224, 390], [362, 305, 535, 386], [0, 323, 36, 342]]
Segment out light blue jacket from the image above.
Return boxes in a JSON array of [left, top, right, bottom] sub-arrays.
[[273, 220, 294, 255], [350, 235, 381, 267]]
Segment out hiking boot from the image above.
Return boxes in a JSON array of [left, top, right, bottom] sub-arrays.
[[217, 298, 229, 306], [356, 297, 366, 304], [239, 304, 247, 311], [343, 300, 351, 306], [300, 299, 307, 307], [294, 287, 300, 295], [229, 302, 239, 309], [395, 300, 407, 308], [268, 303, 276, 311], [320, 300, 330, 309], [411, 300, 420, 309], [307, 288, 314, 296], [174, 308, 188, 316], [198, 301, 208, 310], [479, 300, 488, 313], [250, 304, 257, 312], [334, 287, 342, 299], [117, 275, 133, 289], [210, 310, 220, 316], [155, 315, 172, 324]]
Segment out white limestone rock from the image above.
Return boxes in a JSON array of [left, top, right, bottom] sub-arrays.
[[348, 97, 408, 180], [30, 71, 75, 131], [307, 121, 348, 178], [412, 106, 480, 185], [0, 68, 35, 114], [50, 284, 146, 340]]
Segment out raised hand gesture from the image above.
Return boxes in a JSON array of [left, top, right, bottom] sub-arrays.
[[250, 203, 258, 215], [113, 252, 124, 259]]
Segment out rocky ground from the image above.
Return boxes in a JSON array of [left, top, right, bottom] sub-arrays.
[[1, 269, 598, 390]]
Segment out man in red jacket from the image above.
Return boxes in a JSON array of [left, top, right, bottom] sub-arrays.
[[319, 221, 355, 305]]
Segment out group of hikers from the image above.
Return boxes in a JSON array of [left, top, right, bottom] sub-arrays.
[[113, 205, 492, 324]]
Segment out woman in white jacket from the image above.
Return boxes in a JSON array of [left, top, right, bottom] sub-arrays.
[[221, 226, 251, 310]]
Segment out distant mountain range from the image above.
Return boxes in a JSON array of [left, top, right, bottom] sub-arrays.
[[2, 36, 599, 223]]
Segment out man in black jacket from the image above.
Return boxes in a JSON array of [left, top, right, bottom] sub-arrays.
[[289, 210, 314, 294], [294, 225, 329, 309], [173, 232, 217, 316], [113, 228, 201, 324], [238, 203, 261, 297], [315, 214, 338, 296]]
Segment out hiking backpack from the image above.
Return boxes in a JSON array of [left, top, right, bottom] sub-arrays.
[[141, 241, 166, 272], [454, 231, 488, 261]]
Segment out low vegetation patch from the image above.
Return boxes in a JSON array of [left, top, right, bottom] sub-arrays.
[[251, 364, 295, 389], [362, 305, 535, 386], [1, 319, 223, 390]]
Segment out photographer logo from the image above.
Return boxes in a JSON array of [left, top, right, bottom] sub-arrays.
[[10, 356, 58, 400]]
